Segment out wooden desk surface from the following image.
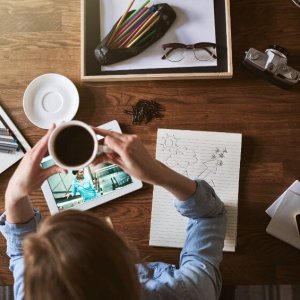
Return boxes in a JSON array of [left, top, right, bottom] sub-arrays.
[[0, 0, 300, 286]]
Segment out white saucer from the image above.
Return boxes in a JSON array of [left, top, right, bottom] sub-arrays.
[[23, 74, 79, 129]]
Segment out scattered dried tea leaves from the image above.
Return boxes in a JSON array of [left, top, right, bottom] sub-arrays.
[[124, 100, 165, 124]]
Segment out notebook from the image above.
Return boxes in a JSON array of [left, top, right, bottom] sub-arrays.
[[0, 106, 31, 174], [149, 129, 242, 252]]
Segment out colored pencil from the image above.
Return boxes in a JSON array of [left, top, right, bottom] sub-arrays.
[[124, 11, 159, 47], [117, 15, 153, 48], [111, 7, 155, 48], [107, 0, 136, 47], [114, 7, 148, 40], [119, 10, 159, 48], [122, 0, 150, 26], [132, 28, 156, 47], [110, 7, 150, 48], [126, 16, 159, 47]]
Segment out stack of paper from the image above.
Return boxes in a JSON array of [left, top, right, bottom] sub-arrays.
[[0, 106, 30, 174], [0, 121, 20, 153], [266, 180, 300, 249]]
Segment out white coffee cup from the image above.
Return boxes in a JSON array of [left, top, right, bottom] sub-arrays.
[[48, 120, 112, 170]]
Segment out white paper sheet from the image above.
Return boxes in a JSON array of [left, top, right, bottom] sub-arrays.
[[150, 129, 242, 252], [100, 0, 217, 71], [266, 190, 300, 249], [266, 180, 300, 218]]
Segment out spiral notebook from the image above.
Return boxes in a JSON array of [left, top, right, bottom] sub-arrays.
[[149, 129, 242, 252]]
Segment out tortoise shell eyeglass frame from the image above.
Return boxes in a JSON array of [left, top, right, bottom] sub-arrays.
[[161, 42, 217, 61]]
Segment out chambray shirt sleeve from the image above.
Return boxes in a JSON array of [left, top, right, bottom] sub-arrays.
[[139, 180, 226, 300], [89, 180, 97, 192], [174, 180, 227, 300], [0, 210, 42, 300]]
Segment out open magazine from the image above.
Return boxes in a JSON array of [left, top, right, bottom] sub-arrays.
[[0, 106, 31, 174]]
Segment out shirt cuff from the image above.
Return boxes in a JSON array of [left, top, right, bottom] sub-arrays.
[[174, 180, 224, 219], [0, 210, 42, 257]]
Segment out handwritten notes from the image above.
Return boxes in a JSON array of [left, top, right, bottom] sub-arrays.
[[150, 129, 242, 252]]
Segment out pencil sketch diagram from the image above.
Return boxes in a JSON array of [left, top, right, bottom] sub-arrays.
[[158, 133, 228, 188]]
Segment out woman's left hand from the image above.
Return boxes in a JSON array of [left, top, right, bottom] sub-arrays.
[[5, 124, 67, 204]]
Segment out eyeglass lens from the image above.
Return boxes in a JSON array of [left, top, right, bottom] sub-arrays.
[[163, 46, 216, 62]]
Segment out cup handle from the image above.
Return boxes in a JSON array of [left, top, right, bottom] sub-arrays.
[[97, 145, 114, 155]]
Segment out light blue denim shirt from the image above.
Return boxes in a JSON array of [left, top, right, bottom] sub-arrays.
[[0, 180, 226, 300], [71, 177, 97, 201]]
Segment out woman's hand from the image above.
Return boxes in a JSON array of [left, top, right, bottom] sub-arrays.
[[65, 193, 71, 199], [5, 124, 67, 204], [92, 128, 196, 200], [92, 128, 165, 186]]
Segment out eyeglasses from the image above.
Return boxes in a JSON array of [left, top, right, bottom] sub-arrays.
[[161, 42, 217, 62]]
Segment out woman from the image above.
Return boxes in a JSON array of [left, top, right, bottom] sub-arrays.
[[0, 125, 226, 300], [66, 169, 97, 201]]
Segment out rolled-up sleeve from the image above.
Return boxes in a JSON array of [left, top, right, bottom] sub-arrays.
[[174, 180, 227, 300], [174, 180, 225, 219], [0, 210, 42, 300], [139, 180, 227, 300]]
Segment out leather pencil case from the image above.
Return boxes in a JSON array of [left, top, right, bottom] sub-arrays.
[[94, 3, 176, 66]]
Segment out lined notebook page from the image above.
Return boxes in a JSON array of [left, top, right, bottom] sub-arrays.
[[150, 129, 242, 252]]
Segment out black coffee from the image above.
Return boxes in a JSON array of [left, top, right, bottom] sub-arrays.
[[54, 125, 94, 166]]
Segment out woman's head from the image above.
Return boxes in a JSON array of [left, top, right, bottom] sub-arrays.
[[23, 210, 140, 300], [72, 169, 84, 179]]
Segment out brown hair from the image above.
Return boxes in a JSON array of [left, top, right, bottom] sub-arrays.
[[23, 210, 140, 300]]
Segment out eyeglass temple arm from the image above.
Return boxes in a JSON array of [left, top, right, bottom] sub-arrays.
[[194, 43, 217, 58], [161, 48, 175, 60], [204, 47, 217, 59]]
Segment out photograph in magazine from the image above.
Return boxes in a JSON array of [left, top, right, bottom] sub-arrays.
[[41, 157, 133, 211]]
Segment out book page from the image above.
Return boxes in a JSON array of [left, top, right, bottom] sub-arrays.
[[150, 129, 242, 252], [100, 0, 217, 71]]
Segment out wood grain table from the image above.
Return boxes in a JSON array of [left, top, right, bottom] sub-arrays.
[[0, 0, 300, 286]]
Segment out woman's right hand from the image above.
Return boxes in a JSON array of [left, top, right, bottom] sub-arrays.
[[92, 128, 165, 186], [92, 128, 196, 200]]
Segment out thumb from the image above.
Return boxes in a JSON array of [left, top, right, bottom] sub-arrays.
[[43, 165, 68, 180]]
